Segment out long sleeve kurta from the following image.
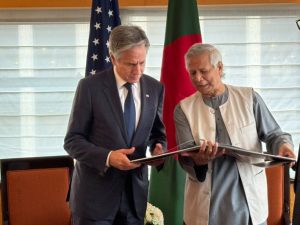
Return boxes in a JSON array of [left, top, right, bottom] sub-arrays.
[[174, 86, 293, 225]]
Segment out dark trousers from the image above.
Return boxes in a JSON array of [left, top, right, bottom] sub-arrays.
[[72, 214, 143, 225], [72, 188, 143, 225]]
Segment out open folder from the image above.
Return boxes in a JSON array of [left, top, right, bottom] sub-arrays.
[[130, 144, 295, 167]]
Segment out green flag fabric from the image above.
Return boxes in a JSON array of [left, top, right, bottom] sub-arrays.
[[148, 0, 202, 225]]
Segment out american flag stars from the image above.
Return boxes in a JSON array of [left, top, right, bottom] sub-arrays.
[[108, 9, 114, 17], [91, 54, 98, 61], [105, 56, 110, 63], [85, 0, 121, 76], [93, 38, 99, 45], [94, 22, 101, 30], [95, 6, 102, 14], [107, 25, 112, 33]]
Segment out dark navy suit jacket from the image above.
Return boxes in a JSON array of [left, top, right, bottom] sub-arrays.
[[64, 68, 166, 220]]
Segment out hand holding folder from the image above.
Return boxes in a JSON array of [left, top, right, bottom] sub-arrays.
[[131, 143, 296, 168]]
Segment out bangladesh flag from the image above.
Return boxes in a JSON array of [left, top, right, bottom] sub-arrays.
[[148, 0, 202, 225]]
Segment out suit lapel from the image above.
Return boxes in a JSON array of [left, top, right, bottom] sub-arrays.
[[101, 73, 154, 146], [133, 76, 151, 143], [102, 70, 128, 143]]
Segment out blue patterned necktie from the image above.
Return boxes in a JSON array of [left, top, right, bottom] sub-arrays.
[[123, 83, 136, 144]]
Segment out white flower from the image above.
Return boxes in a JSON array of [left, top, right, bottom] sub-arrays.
[[144, 202, 164, 225]]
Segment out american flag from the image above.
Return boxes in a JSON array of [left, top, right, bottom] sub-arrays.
[[85, 0, 121, 76]]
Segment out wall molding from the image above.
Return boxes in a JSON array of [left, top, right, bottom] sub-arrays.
[[0, 0, 299, 8]]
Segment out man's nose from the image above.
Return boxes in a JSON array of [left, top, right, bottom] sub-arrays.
[[193, 72, 204, 81], [132, 64, 142, 74]]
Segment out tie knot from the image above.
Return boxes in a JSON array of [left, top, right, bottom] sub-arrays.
[[124, 82, 132, 90]]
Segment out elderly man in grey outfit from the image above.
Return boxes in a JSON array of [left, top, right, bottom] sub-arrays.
[[174, 43, 295, 225]]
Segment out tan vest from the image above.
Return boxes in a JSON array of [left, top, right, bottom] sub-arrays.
[[180, 85, 268, 225]]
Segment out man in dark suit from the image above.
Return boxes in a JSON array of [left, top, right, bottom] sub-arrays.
[[64, 25, 166, 225]]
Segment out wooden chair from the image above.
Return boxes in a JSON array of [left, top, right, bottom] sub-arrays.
[[266, 165, 290, 225], [0, 155, 74, 225]]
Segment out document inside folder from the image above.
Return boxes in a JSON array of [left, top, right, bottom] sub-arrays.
[[130, 143, 295, 167]]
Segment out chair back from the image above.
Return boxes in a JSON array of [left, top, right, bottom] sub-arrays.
[[292, 145, 300, 225], [1, 155, 74, 225], [266, 165, 290, 225]]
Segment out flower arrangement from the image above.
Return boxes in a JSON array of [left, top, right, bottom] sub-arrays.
[[144, 202, 164, 225]]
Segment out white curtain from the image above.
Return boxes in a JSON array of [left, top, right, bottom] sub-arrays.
[[0, 5, 299, 161]]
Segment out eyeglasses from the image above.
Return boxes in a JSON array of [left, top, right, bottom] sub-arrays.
[[297, 19, 300, 30]]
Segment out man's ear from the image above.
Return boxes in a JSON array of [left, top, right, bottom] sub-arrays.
[[216, 62, 223, 77], [217, 61, 223, 71], [217, 62, 223, 75], [110, 53, 116, 65]]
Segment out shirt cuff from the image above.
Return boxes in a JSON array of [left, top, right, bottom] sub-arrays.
[[106, 151, 112, 167]]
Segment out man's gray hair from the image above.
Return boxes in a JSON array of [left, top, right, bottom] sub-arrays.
[[109, 25, 150, 59], [184, 43, 222, 69]]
